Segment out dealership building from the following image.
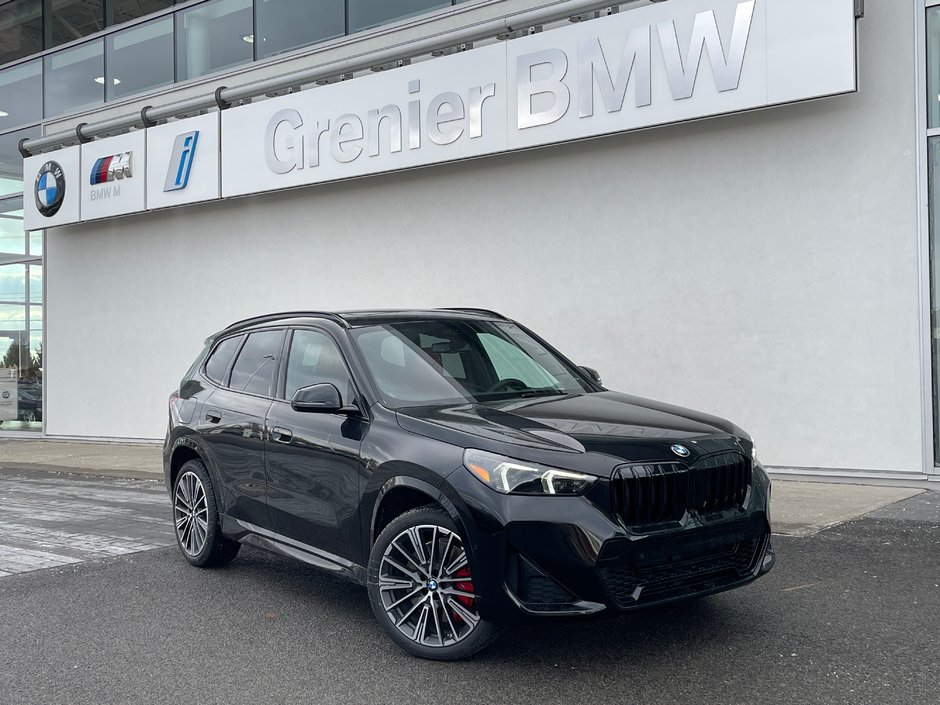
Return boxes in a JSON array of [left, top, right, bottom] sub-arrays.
[[1, 0, 939, 481]]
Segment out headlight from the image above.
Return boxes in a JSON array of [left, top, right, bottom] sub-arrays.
[[463, 449, 596, 495]]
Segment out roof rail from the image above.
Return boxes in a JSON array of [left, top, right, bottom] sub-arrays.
[[438, 308, 509, 320], [219, 311, 349, 335]]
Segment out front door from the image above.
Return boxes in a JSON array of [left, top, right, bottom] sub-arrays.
[[264, 328, 366, 563]]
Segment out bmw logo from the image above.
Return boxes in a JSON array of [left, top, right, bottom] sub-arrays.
[[671, 444, 691, 458], [35, 161, 66, 218]]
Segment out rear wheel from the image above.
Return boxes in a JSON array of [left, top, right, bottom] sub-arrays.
[[172, 459, 240, 567], [368, 505, 499, 660]]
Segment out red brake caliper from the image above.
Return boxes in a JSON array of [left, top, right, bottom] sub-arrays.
[[452, 566, 474, 623]]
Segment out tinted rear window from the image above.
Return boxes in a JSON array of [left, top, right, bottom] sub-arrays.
[[229, 330, 283, 396], [204, 336, 242, 385]]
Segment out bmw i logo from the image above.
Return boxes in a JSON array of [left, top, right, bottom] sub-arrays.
[[34, 161, 66, 218], [671, 444, 691, 458]]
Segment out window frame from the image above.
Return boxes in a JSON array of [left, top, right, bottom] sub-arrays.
[[201, 332, 244, 387], [275, 326, 362, 406], [225, 327, 286, 398]]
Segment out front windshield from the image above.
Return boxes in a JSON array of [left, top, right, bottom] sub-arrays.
[[350, 319, 593, 408]]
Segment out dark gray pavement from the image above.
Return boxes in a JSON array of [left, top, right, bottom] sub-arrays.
[[0, 467, 937, 705]]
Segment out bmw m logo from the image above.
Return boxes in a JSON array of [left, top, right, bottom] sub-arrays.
[[90, 152, 133, 185], [34, 161, 66, 217], [671, 444, 691, 458]]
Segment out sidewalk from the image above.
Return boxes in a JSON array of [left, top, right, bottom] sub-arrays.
[[0, 439, 931, 536]]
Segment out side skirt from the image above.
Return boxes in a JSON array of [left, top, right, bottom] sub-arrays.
[[222, 515, 367, 585]]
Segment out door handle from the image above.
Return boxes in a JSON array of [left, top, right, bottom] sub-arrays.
[[272, 426, 293, 444], [205, 409, 222, 423]]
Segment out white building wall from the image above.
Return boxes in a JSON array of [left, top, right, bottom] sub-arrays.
[[45, 1, 924, 473]]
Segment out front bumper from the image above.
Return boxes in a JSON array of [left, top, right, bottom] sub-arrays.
[[443, 465, 774, 624]]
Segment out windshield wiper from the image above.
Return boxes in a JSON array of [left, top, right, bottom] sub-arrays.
[[516, 388, 567, 398]]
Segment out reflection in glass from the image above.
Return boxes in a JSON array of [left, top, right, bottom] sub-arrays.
[[0, 265, 41, 430], [108, 0, 176, 27], [48, 0, 104, 48], [176, 0, 252, 80], [44, 40, 104, 117], [0, 0, 43, 66], [930, 137, 940, 460], [106, 16, 173, 100], [0, 199, 25, 257], [0, 61, 42, 133], [29, 230, 42, 257], [28, 264, 41, 304], [348, 0, 450, 33], [930, 9, 940, 129], [0, 127, 40, 198], [255, 0, 344, 60]]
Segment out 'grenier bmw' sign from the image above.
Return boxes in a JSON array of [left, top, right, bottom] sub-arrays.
[[221, 0, 856, 198]]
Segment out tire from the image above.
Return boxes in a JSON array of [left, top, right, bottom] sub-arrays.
[[172, 459, 240, 567], [368, 505, 499, 661]]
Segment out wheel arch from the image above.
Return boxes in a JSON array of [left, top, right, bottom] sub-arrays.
[[370, 475, 467, 549], [168, 436, 205, 491]]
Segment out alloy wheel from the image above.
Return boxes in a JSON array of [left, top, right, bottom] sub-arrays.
[[174, 471, 209, 557], [379, 524, 480, 647]]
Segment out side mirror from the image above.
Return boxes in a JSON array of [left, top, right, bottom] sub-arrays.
[[579, 366, 602, 385], [289, 383, 347, 414]]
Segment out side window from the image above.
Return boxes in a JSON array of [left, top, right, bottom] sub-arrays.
[[229, 330, 283, 396], [204, 335, 243, 385], [285, 329, 354, 402], [478, 333, 561, 389]]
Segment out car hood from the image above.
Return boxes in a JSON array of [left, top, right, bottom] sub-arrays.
[[395, 391, 748, 468]]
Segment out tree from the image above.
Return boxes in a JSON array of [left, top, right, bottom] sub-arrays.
[[1, 339, 30, 370]]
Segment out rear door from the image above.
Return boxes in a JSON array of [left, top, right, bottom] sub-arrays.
[[197, 329, 285, 530], [264, 328, 367, 563]]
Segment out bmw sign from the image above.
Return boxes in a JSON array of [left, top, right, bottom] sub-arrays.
[[34, 161, 66, 217]]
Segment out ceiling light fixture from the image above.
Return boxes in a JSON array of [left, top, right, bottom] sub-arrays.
[[94, 76, 121, 85], [242, 34, 254, 43], [0, 110, 8, 117]]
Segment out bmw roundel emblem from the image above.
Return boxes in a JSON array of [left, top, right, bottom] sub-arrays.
[[671, 444, 691, 458], [34, 161, 66, 218]]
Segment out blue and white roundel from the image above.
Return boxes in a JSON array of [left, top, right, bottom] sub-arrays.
[[671, 444, 691, 458], [34, 161, 66, 218]]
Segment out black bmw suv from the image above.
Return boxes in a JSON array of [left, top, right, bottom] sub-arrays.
[[164, 309, 774, 660]]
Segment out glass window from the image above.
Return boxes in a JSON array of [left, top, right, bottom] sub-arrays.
[[204, 334, 242, 385], [0, 270, 41, 430], [0, 198, 25, 257], [284, 329, 353, 401], [28, 263, 40, 304], [930, 8, 940, 129], [0, 60, 42, 132], [478, 333, 561, 389], [352, 320, 592, 408], [929, 136, 940, 460], [1, 127, 40, 198], [105, 16, 173, 100], [48, 0, 104, 49], [176, 0, 252, 81], [44, 39, 103, 117], [107, 0, 175, 27], [254, 0, 344, 60], [348, 0, 450, 34], [28, 229, 42, 256], [229, 330, 282, 395], [0, 0, 43, 65]]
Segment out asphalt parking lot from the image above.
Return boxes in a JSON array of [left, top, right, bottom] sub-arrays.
[[0, 469, 937, 705]]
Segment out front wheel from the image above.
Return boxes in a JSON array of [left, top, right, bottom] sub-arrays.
[[367, 505, 499, 661], [172, 459, 240, 567]]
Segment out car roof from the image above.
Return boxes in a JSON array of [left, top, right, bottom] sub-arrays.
[[212, 308, 509, 338]]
